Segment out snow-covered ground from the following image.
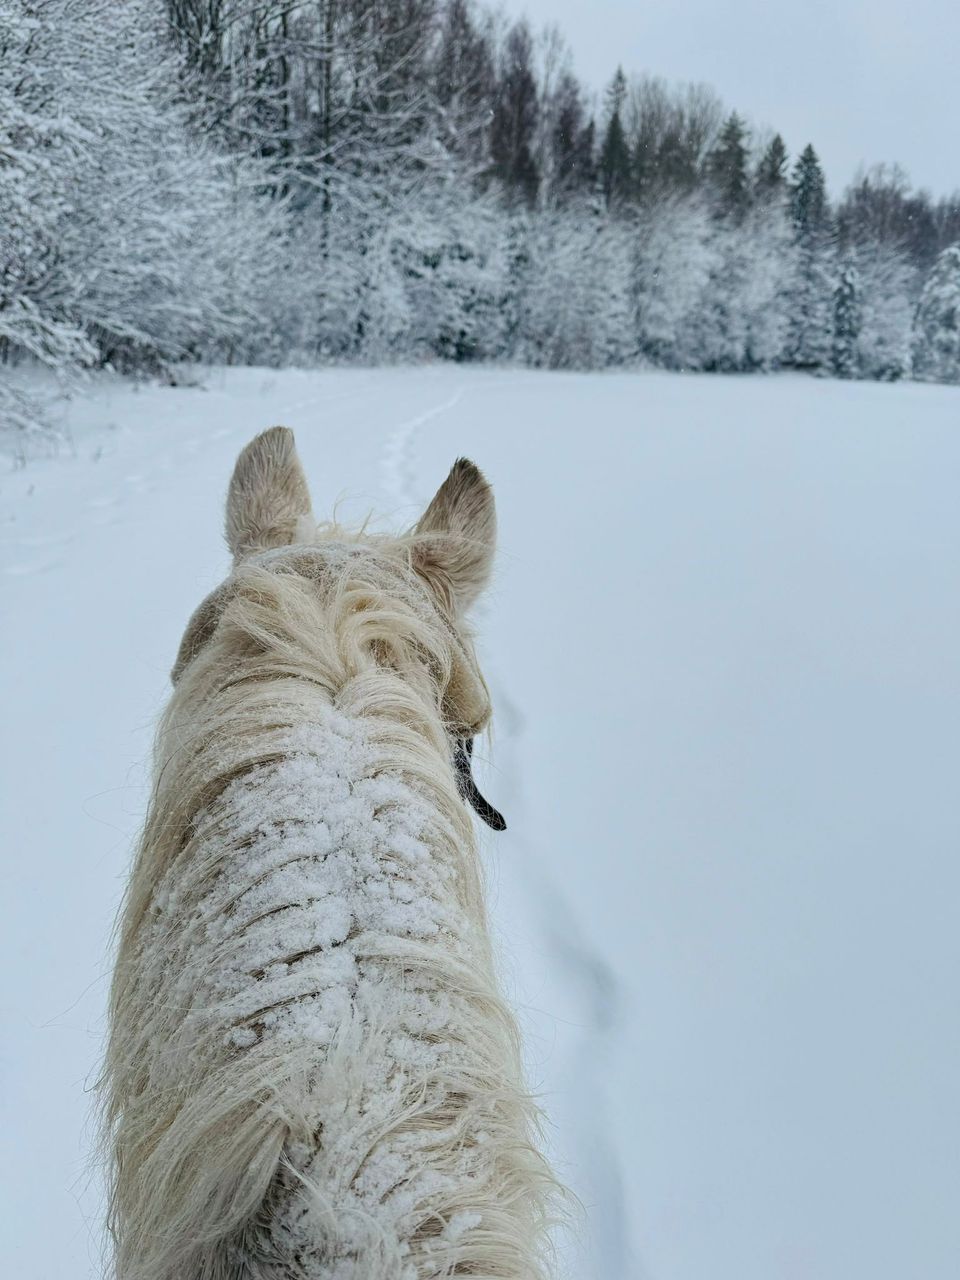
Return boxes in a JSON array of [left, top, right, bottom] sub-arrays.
[[2, 366, 959, 1280]]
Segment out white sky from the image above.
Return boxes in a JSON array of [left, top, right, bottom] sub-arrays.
[[502, 0, 959, 197]]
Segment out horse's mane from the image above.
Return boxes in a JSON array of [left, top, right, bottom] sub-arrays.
[[104, 535, 557, 1280], [126, 538, 481, 929]]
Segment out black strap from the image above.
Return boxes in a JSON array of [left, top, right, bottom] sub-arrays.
[[453, 737, 506, 831]]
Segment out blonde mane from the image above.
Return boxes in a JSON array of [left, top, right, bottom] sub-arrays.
[[103, 433, 558, 1280]]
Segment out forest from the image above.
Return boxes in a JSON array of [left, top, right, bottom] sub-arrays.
[[2, 0, 960, 436]]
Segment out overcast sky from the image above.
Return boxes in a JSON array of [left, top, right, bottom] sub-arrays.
[[502, 0, 958, 197]]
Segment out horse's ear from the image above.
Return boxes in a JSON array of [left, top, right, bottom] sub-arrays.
[[225, 427, 313, 562], [412, 458, 496, 612]]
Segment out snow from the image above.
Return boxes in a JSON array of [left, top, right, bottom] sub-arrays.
[[2, 366, 959, 1280]]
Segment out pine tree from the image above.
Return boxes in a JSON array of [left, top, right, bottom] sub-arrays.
[[707, 113, 750, 220], [499, 212, 534, 356], [786, 144, 835, 369], [791, 144, 829, 238], [832, 264, 861, 378], [600, 68, 631, 206], [755, 134, 788, 205], [912, 244, 960, 382]]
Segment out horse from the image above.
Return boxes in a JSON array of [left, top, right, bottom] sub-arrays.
[[102, 428, 557, 1280]]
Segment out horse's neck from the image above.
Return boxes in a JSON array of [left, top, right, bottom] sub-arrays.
[[141, 703, 483, 1064]]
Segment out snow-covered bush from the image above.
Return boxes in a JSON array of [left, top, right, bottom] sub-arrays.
[[630, 196, 719, 369], [0, 0, 96, 435], [394, 190, 508, 362], [519, 202, 634, 369], [912, 244, 960, 383], [854, 243, 915, 381], [0, 0, 286, 437], [696, 206, 794, 371]]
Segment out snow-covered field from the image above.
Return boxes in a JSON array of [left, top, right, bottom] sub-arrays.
[[2, 366, 959, 1280]]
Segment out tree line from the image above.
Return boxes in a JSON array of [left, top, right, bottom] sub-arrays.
[[2, 0, 959, 438]]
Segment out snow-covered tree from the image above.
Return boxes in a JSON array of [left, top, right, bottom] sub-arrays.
[[697, 205, 793, 370], [630, 195, 719, 368], [0, 1, 97, 435], [0, 0, 944, 414], [785, 145, 835, 370], [520, 199, 633, 368], [1, 0, 286, 387], [912, 244, 960, 382], [851, 243, 915, 381], [832, 264, 861, 378], [791, 144, 829, 233], [498, 212, 535, 358], [393, 189, 508, 362]]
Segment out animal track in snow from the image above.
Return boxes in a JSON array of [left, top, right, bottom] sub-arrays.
[[380, 390, 464, 512]]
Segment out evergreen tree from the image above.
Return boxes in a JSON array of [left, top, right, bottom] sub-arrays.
[[791, 144, 829, 238], [707, 112, 750, 220], [832, 264, 861, 377], [600, 68, 631, 206], [499, 212, 534, 356], [755, 134, 788, 204], [912, 244, 960, 382], [786, 144, 835, 369]]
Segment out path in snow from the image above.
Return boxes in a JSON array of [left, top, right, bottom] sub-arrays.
[[3, 366, 960, 1280]]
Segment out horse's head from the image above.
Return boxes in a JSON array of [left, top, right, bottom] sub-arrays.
[[171, 427, 503, 826]]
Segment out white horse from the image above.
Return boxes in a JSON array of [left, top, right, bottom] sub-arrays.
[[103, 428, 557, 1280]]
